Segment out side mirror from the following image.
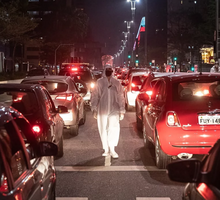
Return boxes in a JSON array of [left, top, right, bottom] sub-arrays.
[[167, 159, 201, 183], [57, 105, 68, 113], [38, 141, 58, 156]]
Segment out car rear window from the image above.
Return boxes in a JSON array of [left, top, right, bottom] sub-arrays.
[[24, 81, 68, 94], [0, 90, 38, 115], [173, 81, 220, 101], [132, 75, 147, 85], [59, 70, 93, 82]]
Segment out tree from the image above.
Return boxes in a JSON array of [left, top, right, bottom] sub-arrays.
[[0, 0, 38, 74]]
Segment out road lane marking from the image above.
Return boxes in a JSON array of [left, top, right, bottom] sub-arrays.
[[136, 198, 171, 200], [55, 166, 166, 172], [56, 198, 88, 200]]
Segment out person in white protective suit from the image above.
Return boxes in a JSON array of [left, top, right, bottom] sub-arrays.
[[91, 66, 125, 158], [210, 61, 220, 73]]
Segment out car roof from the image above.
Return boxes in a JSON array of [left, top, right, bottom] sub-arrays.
[[130, 71, 149, 76], [22, 75, 71, 82]]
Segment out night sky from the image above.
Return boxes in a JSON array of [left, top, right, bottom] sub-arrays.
[[84, 0, 145, 55]]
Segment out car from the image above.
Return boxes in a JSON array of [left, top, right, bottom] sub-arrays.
[[21, 75, 87, 136], [0, 83, 66, 157], [141, 72, 220, 169], [0, 103, 58, 200], [136, 72, 173, 132], [123, 71, 148, 111], [167, 138, 220, 200], [26, 67, 51, 77], [59, 63, 96, 106]]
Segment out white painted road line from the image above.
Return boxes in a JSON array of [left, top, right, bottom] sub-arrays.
[[136, 198, 171, 200], [56, 198, 88, 200], [55, 166, 166, 172], [56, 198, 170, 200]]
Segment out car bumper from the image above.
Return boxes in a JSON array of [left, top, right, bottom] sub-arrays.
[[59, 109, 75, 126], [157, 125, 218, 156]]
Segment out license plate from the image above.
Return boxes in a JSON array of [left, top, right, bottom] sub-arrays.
[[198, 116, 220, 125]]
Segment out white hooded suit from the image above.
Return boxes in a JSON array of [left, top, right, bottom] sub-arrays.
[[91, 69, 125, 150]]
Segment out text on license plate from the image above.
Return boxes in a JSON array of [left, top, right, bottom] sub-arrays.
[[198, 116, 220, 125]]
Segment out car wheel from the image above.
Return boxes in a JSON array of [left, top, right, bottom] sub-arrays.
[[79, 105, 86, 125], [57, 135, 64, 157], [142, 121, 153, 148], [70, 124, 79, 136], [155, 135, 171, 169]]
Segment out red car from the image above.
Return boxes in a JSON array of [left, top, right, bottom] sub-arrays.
[[142, 72, 220, 169]]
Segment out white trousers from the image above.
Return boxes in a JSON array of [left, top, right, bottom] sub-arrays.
[[97, 112, 120, 150]]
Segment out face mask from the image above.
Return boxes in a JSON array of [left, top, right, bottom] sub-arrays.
[[105, 70, 113, 77]]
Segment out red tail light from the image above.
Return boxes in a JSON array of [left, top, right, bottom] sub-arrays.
[[0, 174, 8, 192], [146, 90, 153, 96], [71, 68, 78, 71], [131, 83, 136, 87], [55, 94, 73, 101], [167, 112, 180, 127], [32, 125, 41, 137]]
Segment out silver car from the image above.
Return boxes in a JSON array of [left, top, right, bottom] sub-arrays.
[[21, 75, 87, 136]]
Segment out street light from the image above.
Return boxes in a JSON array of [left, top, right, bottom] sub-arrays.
[[124, 20, 133, 32], [122, 31, 129, 40], [127, 0, 139, 21]]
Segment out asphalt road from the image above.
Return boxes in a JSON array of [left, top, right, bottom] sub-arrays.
[[54, 108, 185, 200]]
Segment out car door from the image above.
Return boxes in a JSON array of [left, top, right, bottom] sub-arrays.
[[42, 89, 63, 146], [146, 79, 166, 141], [0, 120, 42, 200]]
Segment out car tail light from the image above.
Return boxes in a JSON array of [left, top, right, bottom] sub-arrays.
[[32, 125, 41, 137], [55, 94, 73, 101], [0, 173, 8, 192], [71, 68, 78, 71], [13, 96, 22, 102], [167, 112, 180, 127], [146, 90, 153, 96], [131, 83, 136, 87], [90, 82, 95, 89]]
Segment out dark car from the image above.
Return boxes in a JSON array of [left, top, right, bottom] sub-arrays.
[[26, 67, 51, 77], [141, 72, 220, 169], [0, 84, 66, 157], [21, 75, 87, 136], [167, 138, 220, 200], [0, 103, 58, 200], [59, 63, 96, 105]]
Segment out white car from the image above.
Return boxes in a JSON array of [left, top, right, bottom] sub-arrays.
[[123, 71, 148, 111]]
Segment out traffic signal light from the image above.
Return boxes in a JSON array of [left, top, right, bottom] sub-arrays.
[[135, 60, 139, 63], [128, 55, 131, 59], [149, 62, 152, 66], [191, 66, 194, 71], [173, 57, 177, 61]]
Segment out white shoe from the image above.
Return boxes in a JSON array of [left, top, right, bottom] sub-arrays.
[[102, 152, 109, 156], [110, 151, 119, 158]]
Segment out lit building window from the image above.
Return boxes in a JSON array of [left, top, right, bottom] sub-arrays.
[[27, 11, 39, 16], [28, 0, 39, 2], [181, 0, 183, 4]]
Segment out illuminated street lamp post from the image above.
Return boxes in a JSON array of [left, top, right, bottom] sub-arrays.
[[124, 20, 133, 32], [127, 0, 139, 21], [122, 31, 129, 40]]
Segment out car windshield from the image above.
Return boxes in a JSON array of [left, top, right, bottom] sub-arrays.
[[0, 90, 38, 115], [173, 81, 220, 101]]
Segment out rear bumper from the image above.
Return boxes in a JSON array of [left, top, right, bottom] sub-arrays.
[[157, 125, 218, 156], [59, 109, 75, 126]]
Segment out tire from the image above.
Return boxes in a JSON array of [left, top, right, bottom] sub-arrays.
[[49, 187, 56, 200], [155, 135, 171, 169], [142, 120, 153, 149], [79, 105, 86, 125], [57, 135, 64, 157], [70, 124, 79, 136]]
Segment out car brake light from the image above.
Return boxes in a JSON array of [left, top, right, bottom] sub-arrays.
[[167, 112, 180, 127], [0, 173, 8, 192], [146, 91, 153, 96], [55, 94, 73, 101], [13, 97, 22, 102], [32, 125, 41, 137], [71, 68, 78, 71], [131, 83, 136, 87], [90, 82, 95, 89]]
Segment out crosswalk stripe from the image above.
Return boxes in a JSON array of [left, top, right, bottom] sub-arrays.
[[56, 198, 170, 200], [56, 198, 88, 200], [136, 198, 171, 200], [55, 166, 166, 172]]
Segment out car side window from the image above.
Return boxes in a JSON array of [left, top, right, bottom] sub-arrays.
[[151, 80, 166, 101], [42, 89, 56, 112]]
